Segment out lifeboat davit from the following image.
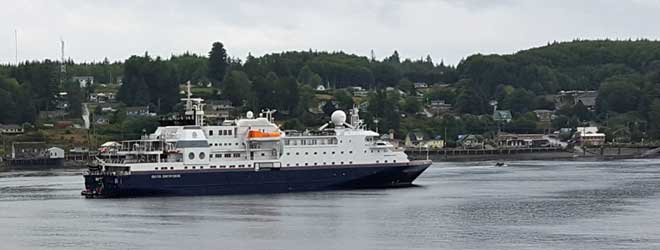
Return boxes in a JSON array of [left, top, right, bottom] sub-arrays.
[[248, 130, 282, 138]]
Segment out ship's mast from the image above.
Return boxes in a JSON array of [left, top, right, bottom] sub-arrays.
[[182, 81, 205, 126]]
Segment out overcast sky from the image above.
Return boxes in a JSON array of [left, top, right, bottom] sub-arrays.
[[3, 0, 660, 66]]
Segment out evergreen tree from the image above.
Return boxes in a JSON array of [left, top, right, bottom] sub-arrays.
[[208, 42, 229, 85]]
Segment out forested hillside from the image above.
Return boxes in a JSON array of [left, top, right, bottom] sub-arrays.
[[3, 40, 660, 141]]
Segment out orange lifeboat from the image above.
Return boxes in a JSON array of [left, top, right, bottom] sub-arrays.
[[248, 130, 282, 138]]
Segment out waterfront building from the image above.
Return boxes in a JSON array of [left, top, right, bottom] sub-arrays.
[[574, 127, 606, 146], [457, 134, 485, 149], [496, 133, 550, 148]]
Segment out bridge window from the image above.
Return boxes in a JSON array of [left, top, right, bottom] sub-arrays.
[[209, 130, 213, 136], [224, 153, 231, 158], [228, 130, 233, 136], [233, 153, 240, 157]]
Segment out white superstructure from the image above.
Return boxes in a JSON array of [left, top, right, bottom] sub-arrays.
[[99, 85, 408, 172]]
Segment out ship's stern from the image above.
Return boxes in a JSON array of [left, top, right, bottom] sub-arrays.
[[81, 166, 125, 198]]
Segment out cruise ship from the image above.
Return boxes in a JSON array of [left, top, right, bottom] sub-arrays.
[[82, 86, 431, 198]]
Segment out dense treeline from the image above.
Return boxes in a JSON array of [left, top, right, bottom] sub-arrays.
[[5, 40, 660, 142]]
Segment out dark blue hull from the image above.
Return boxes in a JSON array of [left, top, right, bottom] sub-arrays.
[[82, 161, 431, 198]]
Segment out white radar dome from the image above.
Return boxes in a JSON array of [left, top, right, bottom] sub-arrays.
[[331, 110, 347, 126], [246, 111, 254, 119]]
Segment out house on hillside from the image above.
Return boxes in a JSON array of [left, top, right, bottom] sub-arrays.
[[72, 76, 94, 88], [205, 100, 235, 121], [0, 124, 24, 135], [414, 82, 428, 89], [428, 100, 452, 116], [95, 115, 110, 125], [404, 132, 426, 147], [533, 109, 554, 123], [316, 85, 326, 91], [126, 106, 153, 117], [493, 110, 513, 123], [555, 90, 598, 110]]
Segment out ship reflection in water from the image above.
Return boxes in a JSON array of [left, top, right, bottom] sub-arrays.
[[2, 160, 660, 250]]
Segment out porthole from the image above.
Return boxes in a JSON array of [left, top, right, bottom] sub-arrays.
[[170, 167, 174, 170], [199, 152, 206, 159], [188, 152, 195, 160]]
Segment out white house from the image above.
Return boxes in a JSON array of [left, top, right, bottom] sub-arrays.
[[72, 76, 94, 88], [47, 147, 65, 159]]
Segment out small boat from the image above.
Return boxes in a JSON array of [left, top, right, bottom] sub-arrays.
[[495, 162, 506, 167]]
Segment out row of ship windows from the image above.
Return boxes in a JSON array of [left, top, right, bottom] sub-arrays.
[[188, 152, 242, 160], [156, 164, 252, 170], [284, 138, 339, 146], [210, 142, 240, 147], [154, 159, 397, 171], [154, 158, 398, 171], [285, 149, 388, 156], [285, 160, 395, 167], [207, 130, 233, 136]]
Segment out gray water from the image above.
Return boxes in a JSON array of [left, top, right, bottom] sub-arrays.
[[1, 160, 660, 250]]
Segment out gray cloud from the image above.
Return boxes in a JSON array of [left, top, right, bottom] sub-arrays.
[[2, 0, 660, 65]]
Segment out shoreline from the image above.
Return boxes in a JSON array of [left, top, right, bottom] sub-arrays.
[[408, 147, 659, 162]]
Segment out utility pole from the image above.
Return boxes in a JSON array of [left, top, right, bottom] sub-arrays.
[[60, 39, 66, 89], [14, 29, 18, 65]]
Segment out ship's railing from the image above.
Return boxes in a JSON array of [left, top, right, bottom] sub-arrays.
[[284, 130, 336, 137]]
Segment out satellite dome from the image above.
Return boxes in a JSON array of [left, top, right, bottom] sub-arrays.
[[246, 111, 254, 119], [331, 110, 347, 126]]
